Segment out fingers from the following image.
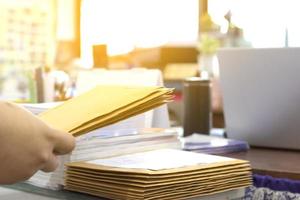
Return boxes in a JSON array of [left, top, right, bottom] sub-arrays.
[[48, 128, 76, 155], [40, 154, 59, 172]]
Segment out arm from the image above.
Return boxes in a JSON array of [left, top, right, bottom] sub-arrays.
[[0, 101, 75, 184]]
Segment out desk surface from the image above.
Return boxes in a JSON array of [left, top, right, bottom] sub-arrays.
[[225, 147, 300, 180], [0, 182, 245, 200], [0, 182, 101, 200], [2, 147, 299, 199]]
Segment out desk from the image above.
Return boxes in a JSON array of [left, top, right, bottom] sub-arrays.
[[0, 182, 101, 200], [4, 148, 298, 199], [0, 183, 245, 200], [224, 147, 300, 199], [225, 147, 300, 180]]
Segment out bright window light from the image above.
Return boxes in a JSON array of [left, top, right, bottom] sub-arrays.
[[208, 0, 300, 48], [81, 0, 199, 68]]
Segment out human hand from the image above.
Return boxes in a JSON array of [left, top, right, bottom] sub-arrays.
[[0, 101, 75, 184]]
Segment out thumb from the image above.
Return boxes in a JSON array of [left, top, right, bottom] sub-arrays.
[[49, 128, 76, 155]]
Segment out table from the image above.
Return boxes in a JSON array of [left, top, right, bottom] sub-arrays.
[[225, 147, 300, 180], [0, 182, 101, 200], [3, 147, 299, 199], [224, 147, 300, 199], [0, 182, 246, 200]]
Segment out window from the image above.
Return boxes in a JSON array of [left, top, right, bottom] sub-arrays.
[[0, 0, 55, 101], [208, 0, 300, 48], [81, 0, 199, 67]]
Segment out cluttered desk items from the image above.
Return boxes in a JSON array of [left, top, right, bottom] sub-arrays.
[[22, 84, 253, 200], [38, 85, 173, 137], [65, 149, 252, 200]]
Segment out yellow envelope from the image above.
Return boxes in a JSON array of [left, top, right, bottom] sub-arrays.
[[38, 85, 173, 136]]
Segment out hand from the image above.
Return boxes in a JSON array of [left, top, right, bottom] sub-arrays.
[[0, 101, 75, 184]]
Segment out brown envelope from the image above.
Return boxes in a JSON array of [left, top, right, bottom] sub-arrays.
[[38, 85, 173, 136]]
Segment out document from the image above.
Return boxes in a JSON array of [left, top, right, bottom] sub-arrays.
[[87, 149, 234, 170], [65, 149, 252, 200], [38, 85, 173, 136], [182, 133, 250, 154]]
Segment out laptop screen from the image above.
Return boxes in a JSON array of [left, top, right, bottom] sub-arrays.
[[217, 47, 300, 150]]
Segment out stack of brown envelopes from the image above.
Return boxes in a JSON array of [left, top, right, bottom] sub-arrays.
[[39, 85, 173, 137], [65, 149, 252, 200]]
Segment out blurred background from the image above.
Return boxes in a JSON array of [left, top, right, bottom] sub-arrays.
[[0, 0, 299, 128]]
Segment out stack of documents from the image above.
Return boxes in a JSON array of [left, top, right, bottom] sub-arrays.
[[22, 85, 176, 189], [71, 128, 181, 161], [27, 128, 181, 189], [39, 85, 173, 137], [21, 102, 62, 114], [182, 134, 249, 155], [65, 149, 252, 200]]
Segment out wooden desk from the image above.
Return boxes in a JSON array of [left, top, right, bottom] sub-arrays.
[[225, 147, 300, 180]]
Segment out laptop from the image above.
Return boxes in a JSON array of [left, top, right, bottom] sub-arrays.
[[217, 47, 300, 150]]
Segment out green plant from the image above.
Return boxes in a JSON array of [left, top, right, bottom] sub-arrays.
[[197, 34, 220, 55]]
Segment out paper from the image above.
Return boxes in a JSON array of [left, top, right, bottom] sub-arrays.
[[182, 133, 249, 154], [65, 149, 252, 199], [87, 149, 234, 170], [76, 68, 170, 128], [38, 85, 173, 136]]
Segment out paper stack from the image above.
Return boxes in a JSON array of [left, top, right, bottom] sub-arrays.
[[65, 149, 252, 200], [21, 102, 62, 114], [182, 134, 249, 155], [27, 128, 181, 189], [71, 128, 181, 161], [75, 68, 171, 129], [23, 85, 177, 189], [39, 85, 173, 137]]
